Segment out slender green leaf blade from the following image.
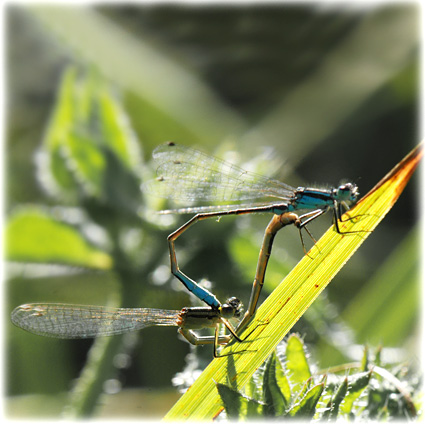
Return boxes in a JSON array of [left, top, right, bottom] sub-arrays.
[[28, 6, 246, 145], [361, 346, 369, 372]]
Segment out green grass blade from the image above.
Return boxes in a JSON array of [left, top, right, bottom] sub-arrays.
[[27, 6, 245, 145], [164, 143, 422, 420]]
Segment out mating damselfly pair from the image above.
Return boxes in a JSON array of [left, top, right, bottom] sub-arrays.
[[11, 142, 359, 356]]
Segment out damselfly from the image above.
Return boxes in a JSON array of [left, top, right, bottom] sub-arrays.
[[142, 142, 359, 328], [11, 297, 244, 358]]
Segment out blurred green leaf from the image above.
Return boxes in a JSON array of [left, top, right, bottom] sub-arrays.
[[41, 67, 80, 196], [65, 132, 106, 198], [6, 208, 112, 269], [361, 346, 369, 372], [98, 90, 142, 169], [38, 67, 143, 213]]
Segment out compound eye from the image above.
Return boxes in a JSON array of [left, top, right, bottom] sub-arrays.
[[337, 183, 358, 202]]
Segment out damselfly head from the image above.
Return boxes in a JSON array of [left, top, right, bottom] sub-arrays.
[[220, 297, 243, 319], [336, 183, 359, 203]]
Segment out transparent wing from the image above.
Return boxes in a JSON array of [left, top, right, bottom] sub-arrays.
[[11, 303, 180, 339], [141, 143, 295, 204]]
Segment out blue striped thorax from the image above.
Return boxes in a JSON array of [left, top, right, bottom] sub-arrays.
[[289, 183, 359, 212]]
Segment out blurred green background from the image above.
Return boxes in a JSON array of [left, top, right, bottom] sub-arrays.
[[5, 3, 420, 420]]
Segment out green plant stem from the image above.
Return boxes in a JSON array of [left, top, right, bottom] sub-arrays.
[[62, 226, 151, 417], [63, 326, 124, 418], [62, 269, 142, 418]]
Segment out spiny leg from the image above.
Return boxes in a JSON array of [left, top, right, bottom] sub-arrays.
[[296, 217, 318, 256], [297, 208, 328, 228]]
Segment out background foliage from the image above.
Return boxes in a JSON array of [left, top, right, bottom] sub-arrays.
[[217, 335, 419, 421], [5, 3, 420, 419]]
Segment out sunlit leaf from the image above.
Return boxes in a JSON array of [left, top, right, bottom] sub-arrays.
[[286, 335, 311, 394]]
